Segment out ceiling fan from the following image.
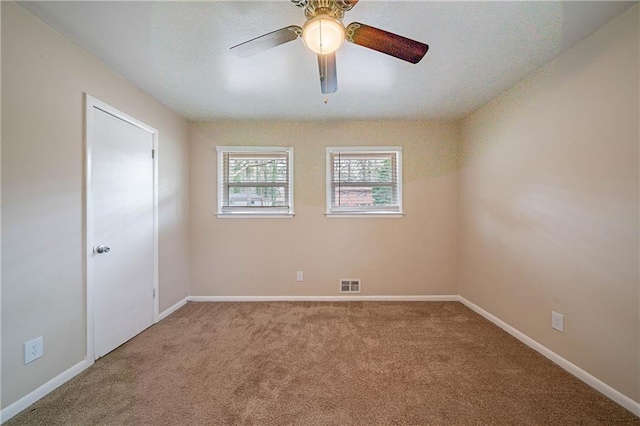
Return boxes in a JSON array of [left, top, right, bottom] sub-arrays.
[[230, 0, 429, 94]]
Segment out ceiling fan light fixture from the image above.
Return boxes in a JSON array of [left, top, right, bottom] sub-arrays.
[[302, 15, 345, 54]]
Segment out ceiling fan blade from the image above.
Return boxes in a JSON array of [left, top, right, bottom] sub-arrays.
[[336, 0, 359, 11], [318, 52, 337, 94], [345, 22, 428, 64], [230, 26, 302, 58]]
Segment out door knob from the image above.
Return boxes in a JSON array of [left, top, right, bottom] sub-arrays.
[[95, 245, 111, 254]]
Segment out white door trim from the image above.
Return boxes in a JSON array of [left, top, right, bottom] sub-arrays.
[[84, 94, 159, 362]]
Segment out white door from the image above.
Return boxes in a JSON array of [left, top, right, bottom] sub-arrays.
[[88, 100, 156, 359]]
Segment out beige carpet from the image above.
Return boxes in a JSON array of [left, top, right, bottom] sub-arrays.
[[7, 302, 639, 425]]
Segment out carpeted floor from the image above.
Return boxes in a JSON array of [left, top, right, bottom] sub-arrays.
[[6, 302, 639, 425]]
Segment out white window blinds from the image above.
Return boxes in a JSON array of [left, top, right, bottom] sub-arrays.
[[217, 147, 293, 216], [327, 147, 402, 215]]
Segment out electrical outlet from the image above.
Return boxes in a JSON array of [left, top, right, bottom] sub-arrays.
[[551, 311, 564, 333], [24, 336, 43, 364], [296, 271, 303, 282]]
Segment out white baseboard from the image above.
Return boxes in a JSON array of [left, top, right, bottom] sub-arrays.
[[0, 359, 93, 423], [187, 295, 460, 302], [4, 296, 636, 423], [1, 295, 188, 424], [159, 296, 189, 321], [459, 296, 640, 417]]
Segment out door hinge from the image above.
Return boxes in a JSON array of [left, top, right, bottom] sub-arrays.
[[153, 288, 156, 298], [152, 149, 155, 159]]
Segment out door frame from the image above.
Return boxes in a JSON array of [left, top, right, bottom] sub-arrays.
[[84, 94, 159, 362]]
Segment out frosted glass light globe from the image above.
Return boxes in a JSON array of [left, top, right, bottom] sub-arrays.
[[302, 15, 345, 55]]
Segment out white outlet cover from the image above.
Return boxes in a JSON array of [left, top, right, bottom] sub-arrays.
[[551, 311, 564, 333], [296, 271, 303, 282], [24, 336, 44, 364]]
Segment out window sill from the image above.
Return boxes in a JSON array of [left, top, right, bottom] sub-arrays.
[[216, 213, 294, 219], [325, 212, 405, 219]]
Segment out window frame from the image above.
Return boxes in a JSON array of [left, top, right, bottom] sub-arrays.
[[325, 146, 404, 218], [216, 146, 294, 219]]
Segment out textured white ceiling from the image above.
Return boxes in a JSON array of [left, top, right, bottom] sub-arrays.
[[18, 1, 637, 121]]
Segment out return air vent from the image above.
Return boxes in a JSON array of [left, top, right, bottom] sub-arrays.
[[340, 279, 361, 293]]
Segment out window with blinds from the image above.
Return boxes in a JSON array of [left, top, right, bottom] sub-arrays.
[[216, 147, 294, 217], [326, 147, 403, 216]]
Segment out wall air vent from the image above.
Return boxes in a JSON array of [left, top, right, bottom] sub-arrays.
[[340, 279, 361, 293]]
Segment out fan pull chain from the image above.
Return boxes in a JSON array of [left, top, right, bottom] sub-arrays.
[[323, 51, 328, 97], [322, 19, 330, 98], [320, 19, 326, 94], [319, 18, 323, 54]]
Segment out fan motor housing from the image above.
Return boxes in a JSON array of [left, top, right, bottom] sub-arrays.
[[303, 0, 354, 20]]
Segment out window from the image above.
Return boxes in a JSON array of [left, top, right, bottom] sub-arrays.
[[326, 147, 403, 217], [217, 146, 294, 218]]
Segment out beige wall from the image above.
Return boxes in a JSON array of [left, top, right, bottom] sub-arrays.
[[1, 2, 190, 409], [459, 5, 639, 403], [190, 120, 459, 297], [2, 0, 638, 415]]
